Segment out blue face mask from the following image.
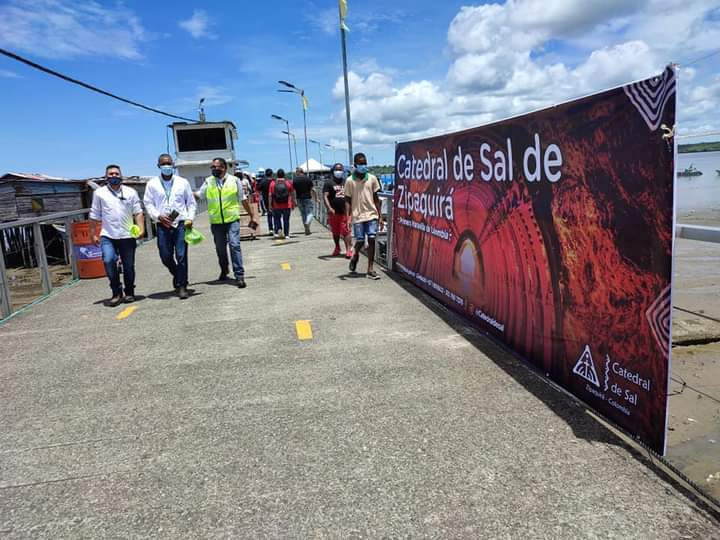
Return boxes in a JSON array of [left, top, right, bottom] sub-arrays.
[[355, 165, 368, 175], [108, 176, 122, 186], [160, 165, 174, 177]]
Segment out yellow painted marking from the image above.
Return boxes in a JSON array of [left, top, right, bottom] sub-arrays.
[[295, 320, 313, 341], [281, 262, 292, 271], [116, 306, 137, 320]]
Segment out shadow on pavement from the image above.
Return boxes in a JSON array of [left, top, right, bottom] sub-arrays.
[[382, 267, 720, 521], [146, 289, 201, 300]]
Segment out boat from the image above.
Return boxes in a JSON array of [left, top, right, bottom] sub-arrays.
[[677, 165, 702, 177]]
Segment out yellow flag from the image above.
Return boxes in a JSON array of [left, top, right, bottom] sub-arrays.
[[302, 95, 309, 111], [339, 0, 349, 31]]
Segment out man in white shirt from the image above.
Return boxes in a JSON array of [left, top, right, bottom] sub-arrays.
[[89, 164, 145, 306], [143, 154, 197, 299]]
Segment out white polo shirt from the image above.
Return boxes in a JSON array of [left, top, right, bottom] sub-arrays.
[[143, 174, 197, 228], [89, 185, 143, 239]]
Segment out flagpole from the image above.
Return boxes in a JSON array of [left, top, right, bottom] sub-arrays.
[[339, 3, 353, 165]]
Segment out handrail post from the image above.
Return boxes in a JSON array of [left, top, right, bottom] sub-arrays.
[[386, 197, 394, 272], [0, 241, 12, 318], [144, 213, 154, 241], [64, 217, 79, 280], [32, 222, 52, 295]]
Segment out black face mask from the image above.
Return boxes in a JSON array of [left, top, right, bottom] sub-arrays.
[[211, 169, 223, 178]]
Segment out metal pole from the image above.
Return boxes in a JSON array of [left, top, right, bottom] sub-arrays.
[[302, 96, 310, 173], [386, 198, 394, 271], [285, 119, 293, 171], [292, 134, 299, 168], [0, 238, 12, 318], [340, 26, 353, 164], [64, 217, 79, 280], [32, 222, 52, 295]]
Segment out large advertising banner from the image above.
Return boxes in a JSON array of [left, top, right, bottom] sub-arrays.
[[393, 67, 676, 454]]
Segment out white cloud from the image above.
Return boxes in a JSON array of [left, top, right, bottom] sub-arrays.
[[332, 0, 720, 146], [0, 0, 149, 60], [179, 9, 213, 39], [0, 69, 22, 79]]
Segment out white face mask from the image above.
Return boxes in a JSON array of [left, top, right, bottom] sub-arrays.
[[333, 170, 344, 179]]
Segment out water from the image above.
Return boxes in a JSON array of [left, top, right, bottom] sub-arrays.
[[676, 151, 720, 218]]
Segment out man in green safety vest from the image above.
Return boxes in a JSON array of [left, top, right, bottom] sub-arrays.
[[195, 157, 258, 288]]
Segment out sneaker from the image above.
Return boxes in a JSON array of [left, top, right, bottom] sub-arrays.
[[332, 246, 341, 257], [237, 277, 247, 288], [345, 249, 353, 259], [277, 230, 285, 240], [178, 286, 189, 300], [367, 271, 381, 280], [218, 273, 229, 282], [349, 256, 358, 274], [124, 295, 136, 303], [107, 294, 124, 307]]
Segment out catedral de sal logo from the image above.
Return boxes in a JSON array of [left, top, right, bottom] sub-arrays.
[[392, 67, 676, 454]]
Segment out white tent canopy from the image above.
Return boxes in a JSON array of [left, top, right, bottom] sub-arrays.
[[298, 159, 330, 173]]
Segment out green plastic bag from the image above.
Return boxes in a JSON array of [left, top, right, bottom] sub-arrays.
[[184, 227, 205, 245], [129, 224, 141, 239]]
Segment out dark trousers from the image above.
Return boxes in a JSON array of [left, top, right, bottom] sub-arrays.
[[273, 208, 291, 236], [156, 223, 188, 288], [100, 237, 136, 296], [266, 208, 274, 233]]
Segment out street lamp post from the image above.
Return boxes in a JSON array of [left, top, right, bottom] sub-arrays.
[[325, 144, 336, 163], [278, 81, 310, 173], [271, 114, 293, 171], [309, 139, 324, 167], [282, 130, 299, 170]]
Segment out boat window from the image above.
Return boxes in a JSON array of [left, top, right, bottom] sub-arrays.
[[177, 128, 227, 152]]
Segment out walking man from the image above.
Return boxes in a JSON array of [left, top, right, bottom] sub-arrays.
[[258, 168, 274, 235], [345, 153, 384, 280], [143, 153, 196, 299], [269, 168, 296, 239], [324, 162, 352, 257], [89, 164, 144, 306], [292, 167, 315, 235], [195, 158, 258, 288]]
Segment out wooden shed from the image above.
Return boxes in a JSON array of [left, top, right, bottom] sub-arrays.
[[0, 173, 88, 221]]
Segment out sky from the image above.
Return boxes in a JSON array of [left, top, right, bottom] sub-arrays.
[[0, 0, 719, 179]]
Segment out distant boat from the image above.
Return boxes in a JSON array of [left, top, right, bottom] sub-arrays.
[[677, 165, 702, 177]]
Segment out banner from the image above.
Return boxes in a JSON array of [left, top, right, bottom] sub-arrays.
[[393, 67, 677, 454]]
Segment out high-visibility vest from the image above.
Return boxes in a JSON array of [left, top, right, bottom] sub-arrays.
[[206, 175, 241, 224]]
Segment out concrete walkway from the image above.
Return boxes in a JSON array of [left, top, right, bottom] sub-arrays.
[[1, 212, 718, 538]]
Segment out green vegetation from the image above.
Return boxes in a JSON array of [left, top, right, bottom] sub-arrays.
[[678, 142, 720, 153], [368, 165, 394, 175]]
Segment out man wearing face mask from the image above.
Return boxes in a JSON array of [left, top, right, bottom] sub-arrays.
[[323, 162, 352, 258], [194, 157, 258, 288], [344, 153, 384, 279], [89, 164, 145, 306], [143, 154, 197, 299]]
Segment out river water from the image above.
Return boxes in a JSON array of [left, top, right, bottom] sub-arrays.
[[676, 151, 720, 221]]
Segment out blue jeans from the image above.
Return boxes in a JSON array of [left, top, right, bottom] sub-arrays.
[[273, 208, 291, 236], [156, 222, 188, 288], [297, 198, 314, 225], [353, 219, 378, 240], [100, 237, 136, 296], [211, 221, 244, 278]]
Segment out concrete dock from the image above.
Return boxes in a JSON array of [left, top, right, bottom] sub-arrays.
[[1, 212, 718, 538]]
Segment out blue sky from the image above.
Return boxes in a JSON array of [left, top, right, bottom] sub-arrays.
[[1, 1, 718, 179]]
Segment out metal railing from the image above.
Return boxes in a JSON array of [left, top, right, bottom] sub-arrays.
[[0, 209, 91, 318], [675, 223, 720, 243]]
